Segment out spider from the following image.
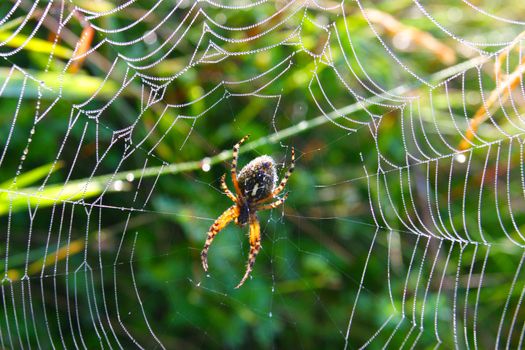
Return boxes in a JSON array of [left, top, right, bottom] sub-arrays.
[[201, 135, 295, 288]]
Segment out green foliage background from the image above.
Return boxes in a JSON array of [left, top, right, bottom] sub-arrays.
[[1, 1, 525, 349]]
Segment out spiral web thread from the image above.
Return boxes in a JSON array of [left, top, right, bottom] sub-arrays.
[[0, 0, 525, 348]]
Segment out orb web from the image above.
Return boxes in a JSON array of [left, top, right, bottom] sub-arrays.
[[0, 0, 524, 348]]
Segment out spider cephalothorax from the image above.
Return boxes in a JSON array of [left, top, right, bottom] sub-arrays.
[[201, 135, 295, 288]]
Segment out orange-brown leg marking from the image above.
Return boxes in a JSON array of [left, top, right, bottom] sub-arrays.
[[231, 135, 250, 196], [256, 193, 288, 211], [235, 216, 261, 289], [220, 174, 237, 202], [272, 147, 295, 197], [201, 205, 239, 271]]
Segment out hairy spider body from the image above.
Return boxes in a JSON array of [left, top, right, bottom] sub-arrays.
[[201, 135, 295, 288], [236, 155, 277, 225]]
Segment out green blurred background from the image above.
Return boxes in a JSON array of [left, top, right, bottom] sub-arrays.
[[1, 0, 525, 348]]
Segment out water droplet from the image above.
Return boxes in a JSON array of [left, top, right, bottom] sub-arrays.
[[113, 180, 124, 191], [392, 31, 412, 50], [201, 157, 211, 172], [143, 31, 158, 45], [455, 154, 467, 164], [298, 120, 308, 130]]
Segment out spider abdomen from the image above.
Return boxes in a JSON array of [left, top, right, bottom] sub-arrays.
[[237, 155, 277, 202]]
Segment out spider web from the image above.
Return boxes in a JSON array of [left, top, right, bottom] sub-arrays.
[[0, 0, 525, 348]]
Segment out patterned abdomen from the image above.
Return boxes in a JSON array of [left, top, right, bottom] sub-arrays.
[[237, 155, 277, 202]]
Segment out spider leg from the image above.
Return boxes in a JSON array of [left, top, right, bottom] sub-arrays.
[[201, 205, 239, 272], [256, 193, 288, 211], [235, 215, 261, 289], [220, 174, 237, 202], [231, 135, 250, 196], [272, 147, 295, 197]]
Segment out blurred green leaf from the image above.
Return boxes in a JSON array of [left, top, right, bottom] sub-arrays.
[[0, 68, 125, 100], [0, 174, 129, 215], [70, 0, 115, 12], [0, 161, 63, 189], [0, 16, 26, 33], [0, 31, 73, 59]]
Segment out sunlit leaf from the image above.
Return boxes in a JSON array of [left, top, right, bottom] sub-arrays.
[[0, 68, 125, 100], [0, 161, 63, 189], [0, 31, 73, 59], [0, 177, 130, 215], [70, 0, 115, 12]]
